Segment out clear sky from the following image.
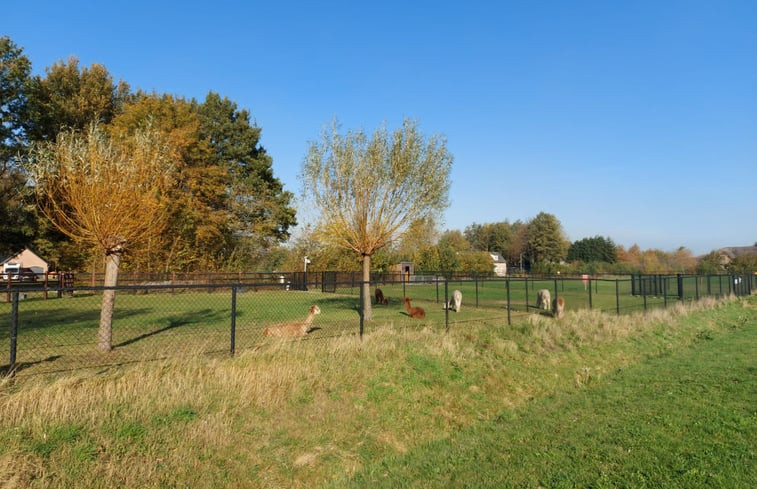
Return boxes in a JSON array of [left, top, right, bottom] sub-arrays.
[[5, 0, 756, 255]]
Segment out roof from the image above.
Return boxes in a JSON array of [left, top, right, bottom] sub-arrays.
[[717, 246, 757, 259], [489, 252, 506, 263]]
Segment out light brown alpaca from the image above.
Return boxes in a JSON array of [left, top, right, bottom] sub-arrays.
[[404, 297, 426, 319], [552, 297, 565, 318], [263, 305, 321, 337], [375, 288, 388, 305]]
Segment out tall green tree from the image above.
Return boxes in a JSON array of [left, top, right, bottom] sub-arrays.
[[195, 92, 296, 266], [0, 36, 34, 255], [567, 236, 618, 263], [524, 212, 569, 266], [25, 57, 131, 142], [302, 119, 453, 320]]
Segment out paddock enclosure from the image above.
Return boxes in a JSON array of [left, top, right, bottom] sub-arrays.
[[1, 273, 754, 378]]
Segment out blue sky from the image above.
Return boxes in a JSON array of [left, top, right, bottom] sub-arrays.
[[5, 0, 756, 255]]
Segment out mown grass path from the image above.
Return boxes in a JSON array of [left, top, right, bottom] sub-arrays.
[[340, 308, 757, 488]]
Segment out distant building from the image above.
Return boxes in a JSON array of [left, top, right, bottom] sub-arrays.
[[489, 252, 507, 276], [716, 246, 757, 265], [1, 248, 49, 276], [391, 261, 414, 281]]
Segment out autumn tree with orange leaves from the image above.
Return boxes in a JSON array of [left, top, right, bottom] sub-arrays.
[[27, 123, 176, 351]]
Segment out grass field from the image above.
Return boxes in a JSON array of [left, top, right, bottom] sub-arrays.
[[0, 293, 754, 488]]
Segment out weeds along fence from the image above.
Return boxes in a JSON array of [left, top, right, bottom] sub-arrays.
[[1, 273, 754, 379]]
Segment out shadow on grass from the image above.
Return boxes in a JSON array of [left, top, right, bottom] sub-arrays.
[[114, 309, 227, 348]]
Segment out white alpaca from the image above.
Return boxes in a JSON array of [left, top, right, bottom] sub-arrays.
[[443, 290, 463, 312], [263, 305, 321, 337], [536, 289, 551, 310]]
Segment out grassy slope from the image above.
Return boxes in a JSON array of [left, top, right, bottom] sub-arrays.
[[0, 296, 754, 488], [339, 302, 757, 488]]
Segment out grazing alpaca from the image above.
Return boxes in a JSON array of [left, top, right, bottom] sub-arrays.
[[443, 289, 463, 312], [552, 297, 565, 318], [263, 305, 321, 337], [375, 288, 389, 305], [536, 289, 551, 310], [404, 297, 426, 319]]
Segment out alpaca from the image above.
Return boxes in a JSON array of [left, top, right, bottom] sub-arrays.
[[552, 297, 565, 318], [404, 297, 426, 319], [443, 289, 462, 312], [263, 305, 321, 337], [536, 289, 551, 310], [375, 288, 389, 305]]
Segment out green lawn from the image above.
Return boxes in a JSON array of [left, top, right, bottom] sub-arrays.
[[337, 306, 757, 488]]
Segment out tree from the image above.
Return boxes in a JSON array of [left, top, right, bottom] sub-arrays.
[[567, 236, 618, 264], [0, 36, 35, 255], [302, 119, 453, 320], [696, 251, 724, 274], [24, 57, 131, 142], [27, 123, 176, 351], [195, 92, 296, 266], [524, 212, 568, 266]]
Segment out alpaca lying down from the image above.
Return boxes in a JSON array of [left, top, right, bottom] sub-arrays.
[[263, 305, 321, 337], [404, 297, 426, 319]]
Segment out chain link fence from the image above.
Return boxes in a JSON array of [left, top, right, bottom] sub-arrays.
[[2, 273, 754, 379]]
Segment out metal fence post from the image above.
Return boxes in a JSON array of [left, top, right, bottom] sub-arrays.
[[9, 291, 19, 376], [230, 286, 237, 356], [615, 280, 620, 315], [506, 278, 511, 326], [444, 279, 449, 333], [359, 282, 365, 339], [588, 278, 593, 310]]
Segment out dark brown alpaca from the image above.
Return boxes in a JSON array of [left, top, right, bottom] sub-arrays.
[[404, 297, 426, 319], [375, 288, 388, 305]]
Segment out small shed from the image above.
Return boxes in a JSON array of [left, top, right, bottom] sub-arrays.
[[391, 261, 414, 282], [489, 252, 507, 276], [1, 248, 49, 275]]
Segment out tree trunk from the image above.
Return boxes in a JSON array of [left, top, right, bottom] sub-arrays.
[[362, 253, 372, 321], [97, 250, 121, 352]]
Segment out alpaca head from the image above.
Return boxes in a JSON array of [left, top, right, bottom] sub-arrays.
[[309, 305, 321, 315]]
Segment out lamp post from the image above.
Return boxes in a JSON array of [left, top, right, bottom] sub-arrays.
[[304, 256, 311, 290]]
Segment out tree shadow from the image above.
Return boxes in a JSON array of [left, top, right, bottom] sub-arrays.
[[114, 309, 225, 348], [1, 355, 62, 377]]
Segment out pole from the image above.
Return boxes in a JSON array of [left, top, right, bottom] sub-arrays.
[[230, 286, 237, 355], [9, 291, 19, 376]]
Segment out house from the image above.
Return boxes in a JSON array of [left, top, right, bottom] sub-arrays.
[[489, 252, 507, 276], [1, 248, 49, 276], [716, 246, 757, 265]]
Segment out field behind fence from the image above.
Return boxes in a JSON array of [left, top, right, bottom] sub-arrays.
[[1, 273, 754, 379]]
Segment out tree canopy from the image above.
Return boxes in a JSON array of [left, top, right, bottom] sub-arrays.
[[302, 118, 453, 319]]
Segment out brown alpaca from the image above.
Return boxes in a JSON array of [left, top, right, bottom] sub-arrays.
[[263, 305, 321, 337], [404, 297, 426, 319], [375, 288, 388, 305], [552, 297, 565, 318]]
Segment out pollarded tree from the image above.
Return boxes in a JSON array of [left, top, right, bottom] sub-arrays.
[[302, 119, 453, 320], [27, 123, 176, 351]]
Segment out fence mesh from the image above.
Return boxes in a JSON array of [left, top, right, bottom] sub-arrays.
[[2, 273, 753, 379]]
